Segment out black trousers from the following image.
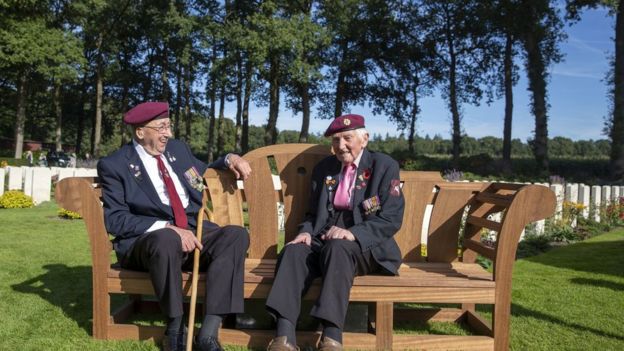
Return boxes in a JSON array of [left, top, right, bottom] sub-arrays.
[[265, 239, 380, 329], [120, 221, 249, 318]]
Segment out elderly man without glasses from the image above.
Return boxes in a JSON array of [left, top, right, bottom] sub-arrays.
[[265, 114, 405, 351], [97, 102, 252, 351]]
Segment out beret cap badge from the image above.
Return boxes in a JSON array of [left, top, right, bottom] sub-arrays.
[[343, 118, 351, 126]]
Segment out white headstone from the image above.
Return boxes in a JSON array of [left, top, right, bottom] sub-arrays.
[[601, 185, 611, 206], [550, 184, 564, 220], [23, 167, 34, 196], [49, 167, 61, 177], [591, 186, 601, 222], [31, 167, 52, 204], [74, 168, 98, 177], [0, 168, 5, 196], [7, 166, 23, 190], [565, 183, 579, 203], [57, 168, 75, 182], [611, 186, 620, 202], [578, 185, 591, 219]]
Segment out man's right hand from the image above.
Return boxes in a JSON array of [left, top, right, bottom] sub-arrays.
[[286, 232, 312, 246], [166, 224, 203, 252]]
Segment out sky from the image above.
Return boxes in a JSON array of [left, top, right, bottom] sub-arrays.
[[226, 6, 616, 142]]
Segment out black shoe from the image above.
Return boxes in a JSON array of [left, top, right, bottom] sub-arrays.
[[194, 336, 224, 351], [162, 326, 187, 351]]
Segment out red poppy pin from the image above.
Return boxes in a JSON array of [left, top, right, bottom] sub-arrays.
[[362, 168, 371, 180]]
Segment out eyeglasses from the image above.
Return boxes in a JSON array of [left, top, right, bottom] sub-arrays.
[[143, 124, 173, 134]]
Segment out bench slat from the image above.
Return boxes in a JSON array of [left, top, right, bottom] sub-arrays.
[[463, 239, 496, 261], [466, 215, 502, 232], [475, 191, 513, 207]]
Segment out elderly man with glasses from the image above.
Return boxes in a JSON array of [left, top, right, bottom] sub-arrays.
[[265, 114, 405, 351], [97, 102, 252, 351]]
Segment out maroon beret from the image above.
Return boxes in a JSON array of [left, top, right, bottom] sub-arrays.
[[324, 114, 366, 137], [123, 102, 169, 125]]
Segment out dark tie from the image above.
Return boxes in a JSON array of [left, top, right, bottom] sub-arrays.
[[154, 155, 188, 229]]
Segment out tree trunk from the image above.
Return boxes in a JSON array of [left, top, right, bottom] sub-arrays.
[[299, 82, 311, 142], [161, 46, 170, 102], [206, 46, 218, 162], [120, 79, 130, 147], [94, 63, 103, 158], [449, 55, 461, 165], [610, 1, 624, 179], [242, 60, 252, 154], [265, 54, 280, 145], [184, 61, 192, 140], [13, 74, 27, 159], [235, 55, 243, 153], [175, 62, 183, 140], [76, 75, 88, 156], [408, 84, 418, 154], [54, 81, 63, 151], [217, 83, 226, 155], [334, 45, 348, 118], [502, 31, 514, 174], [524, 33, 549, 173]]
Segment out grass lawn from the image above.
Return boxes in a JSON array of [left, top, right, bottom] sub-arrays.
[[1, 202, 623, 350]]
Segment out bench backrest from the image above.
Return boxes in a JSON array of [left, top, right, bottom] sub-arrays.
[[203, 144, 555, 266]]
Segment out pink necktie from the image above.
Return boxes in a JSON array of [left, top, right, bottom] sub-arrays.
[[334, 164, 356, 210]]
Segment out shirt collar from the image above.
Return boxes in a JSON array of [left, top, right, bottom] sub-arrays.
[[133, 139, 160, 160], [342, 148, 364, 169]]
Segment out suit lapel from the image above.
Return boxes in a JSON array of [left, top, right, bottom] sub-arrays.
[[352, 149, 373, 212], [124, 144, 171, 214], [324, 157, 343, 210]]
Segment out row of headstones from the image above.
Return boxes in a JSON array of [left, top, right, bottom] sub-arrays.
[[0, 166, 98, 204], [482, 183, 622, 237]]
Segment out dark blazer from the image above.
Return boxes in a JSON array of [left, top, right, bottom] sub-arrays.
[[299, 149, 405, 274], [97, 139, 227, 259]]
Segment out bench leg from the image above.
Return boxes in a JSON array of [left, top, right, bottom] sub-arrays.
[[92, 289, 110, 339], [493, 302, 510, 351], [375, 302, 393, 350]]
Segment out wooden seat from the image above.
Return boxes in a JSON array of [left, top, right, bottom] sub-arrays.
[[55, 143, 556, 350]]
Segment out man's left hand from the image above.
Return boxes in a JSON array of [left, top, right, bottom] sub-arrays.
[[321, 226, 356, 241], [227, 154, 252, 180]]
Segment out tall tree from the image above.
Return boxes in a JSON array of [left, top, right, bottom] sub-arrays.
[[567, 0, 623, 178], [519, 0, 564, 173], [368, 0, 440, 153], [420, 0, 497, 164]]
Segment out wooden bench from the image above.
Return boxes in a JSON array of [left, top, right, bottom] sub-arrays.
[[56, 143, 555, 350]]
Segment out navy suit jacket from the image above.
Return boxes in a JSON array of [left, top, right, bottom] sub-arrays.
[[97, 139, 227, 259], [299, 149, 405, 275]]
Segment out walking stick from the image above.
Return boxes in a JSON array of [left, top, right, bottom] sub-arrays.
[[186, 207, 206, 351]]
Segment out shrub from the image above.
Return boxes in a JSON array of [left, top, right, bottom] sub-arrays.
[[58, 208, 82, 219], [0, 191, 34, 209], [517, 232, 552, 259]]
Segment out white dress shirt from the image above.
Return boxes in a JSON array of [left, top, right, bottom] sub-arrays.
[[133, 140, 190, 232]]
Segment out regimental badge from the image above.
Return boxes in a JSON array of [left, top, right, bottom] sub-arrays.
[[128, 163, 142, 180], [361, 195, 381, 215], [325, 175, 337, 191], [390, 179, 401, 197], [184, 166, 204, 192], [343, 118, 351, 126]]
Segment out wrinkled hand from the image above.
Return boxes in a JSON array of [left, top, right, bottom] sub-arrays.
[[228, 154, 252, 180], [287, 232, 312, 246], [167, 224, 203, 253], [321, 226, 356, 241]]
